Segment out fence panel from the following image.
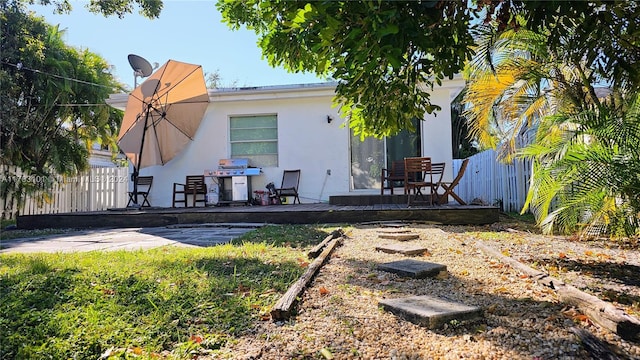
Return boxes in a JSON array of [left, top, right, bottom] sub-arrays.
[[1, 167, 129, 219], [453, 150, 531, 212]]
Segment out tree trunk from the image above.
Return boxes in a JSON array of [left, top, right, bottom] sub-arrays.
[[473, 239, 640, 342], [271, 236, 343, 320]]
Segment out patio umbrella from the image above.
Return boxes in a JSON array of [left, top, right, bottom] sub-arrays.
[[117, 59, 209, 205]]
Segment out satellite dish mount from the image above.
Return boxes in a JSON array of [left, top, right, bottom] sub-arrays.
[[128, 54, 154, 87]]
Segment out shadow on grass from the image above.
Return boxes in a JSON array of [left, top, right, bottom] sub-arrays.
[[0, 256, 82, 359], [230, 224, 333, 248], [0, 234, 328, 360]]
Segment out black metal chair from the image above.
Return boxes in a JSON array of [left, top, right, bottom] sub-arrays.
[[127, 176, 153, 207], [272, 169, 301, 204]]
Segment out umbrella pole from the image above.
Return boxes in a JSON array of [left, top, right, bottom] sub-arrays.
[[132, 107, 151, 206], [131, 167, 139, 206]]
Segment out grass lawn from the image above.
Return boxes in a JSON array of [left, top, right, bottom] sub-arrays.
[[0, 224, 336, 359]]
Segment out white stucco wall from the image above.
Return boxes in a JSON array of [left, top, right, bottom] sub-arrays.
[[108, 79, 463, 207], [422, 89, 456, 183]]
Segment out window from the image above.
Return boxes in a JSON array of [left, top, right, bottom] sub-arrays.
[[230, 115, 278, 167]]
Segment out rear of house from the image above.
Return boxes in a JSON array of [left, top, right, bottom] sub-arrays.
[[107, 79, 464, 207]]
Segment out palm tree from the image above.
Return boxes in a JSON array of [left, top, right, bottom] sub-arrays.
[[463, 20, 640, 236], [462, 23, 552, 161], [520, 93, 640, 237]]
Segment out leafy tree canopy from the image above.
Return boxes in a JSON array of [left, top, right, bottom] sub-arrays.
[[216, 0, 640, 138], [1, 0, 123, 213], [461, 1, 640, 235], [28, 0, 162, 18], [27, 0, 639, 138], [218, 1, 474, 138]]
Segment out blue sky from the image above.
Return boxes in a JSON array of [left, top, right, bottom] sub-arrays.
[[30, 1, 325, 89]]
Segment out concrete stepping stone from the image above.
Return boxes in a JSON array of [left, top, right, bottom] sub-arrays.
[[375, 243, 429, 256], [377, 228, 412, 233], [378, 233, 420, 241], [377, 259, 446, 278], [379, 295, 482, 329], [379, 222, 405, 228]]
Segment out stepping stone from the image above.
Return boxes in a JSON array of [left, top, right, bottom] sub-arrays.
[[375, 243, 429, 256], [377, 228, 412, 234], [377, 259, 446, 278], [378, 233, 420, 241], [379, 295, 482, 329], [377, 222, 405, 228]]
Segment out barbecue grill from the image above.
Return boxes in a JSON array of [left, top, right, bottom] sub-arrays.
[[211, 158, 261, 177], [206, 158, 261, 204]]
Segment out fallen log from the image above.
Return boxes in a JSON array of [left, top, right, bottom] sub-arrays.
[[271, 236, 343, 320], [308, 229, 344, 259], [473, 239, 640, 342], [571, 327, 623, 360]]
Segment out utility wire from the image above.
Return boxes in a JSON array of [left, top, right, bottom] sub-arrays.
[[56, 103, 110, 107], [2, 61, 117, 90]]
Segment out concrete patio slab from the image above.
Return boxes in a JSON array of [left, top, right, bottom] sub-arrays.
[[377, 259, 446, 278], [379, 295, 483, 329], [0, 224, 262, 254]]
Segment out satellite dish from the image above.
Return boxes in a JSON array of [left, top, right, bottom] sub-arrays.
[[128, 54, 153, 77]]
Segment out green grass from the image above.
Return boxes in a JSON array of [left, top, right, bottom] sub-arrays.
[[1, 219, 16, 229], [1, 218, 76, 242], [0, 224, 334, 359]]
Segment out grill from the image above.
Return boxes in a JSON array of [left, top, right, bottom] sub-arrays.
[[206, 158, 261, 204], [210, 158, 261, 177]]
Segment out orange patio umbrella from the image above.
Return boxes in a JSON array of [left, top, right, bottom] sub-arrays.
[[117, 59, 210, 205]]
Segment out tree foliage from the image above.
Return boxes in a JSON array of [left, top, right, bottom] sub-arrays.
[[216, 0, 640, 140], [1, 0, 123, 216], [462, 2, 640, 236], [29, 0, 162, 18], [217, 0, 475, 138], [463, 23, 551, 160], [520, 94, 640, 237]]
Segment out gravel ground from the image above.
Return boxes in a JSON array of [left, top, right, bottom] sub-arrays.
[[216, 221, 640, 360]]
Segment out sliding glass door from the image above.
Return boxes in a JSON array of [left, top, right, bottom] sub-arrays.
[[350, 119, 421, 190], [386, 118, 421, 169]]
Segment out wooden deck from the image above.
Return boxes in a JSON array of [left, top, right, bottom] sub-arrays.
[[16, 199, 499, 230]]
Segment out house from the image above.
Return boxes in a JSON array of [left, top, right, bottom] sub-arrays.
[[106, 79, 464, 207], [88, 143, 127, 168]]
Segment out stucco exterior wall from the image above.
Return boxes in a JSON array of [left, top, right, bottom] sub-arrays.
[[422, 89, 455, 182], [108, 80, 463, 207]]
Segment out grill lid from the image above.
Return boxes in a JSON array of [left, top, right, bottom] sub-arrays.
[[218, 158, 249, 169]]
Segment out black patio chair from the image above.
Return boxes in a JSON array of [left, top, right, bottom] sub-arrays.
[[127, 176, 153, 207], [272, 169, 301, 204]]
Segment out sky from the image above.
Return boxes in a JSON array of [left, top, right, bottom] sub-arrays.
[[29, 1, 326, 90]]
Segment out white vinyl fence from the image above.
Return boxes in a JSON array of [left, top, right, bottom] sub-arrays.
[[452, 149, 532, 212], [1, 167, 129, 219]]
